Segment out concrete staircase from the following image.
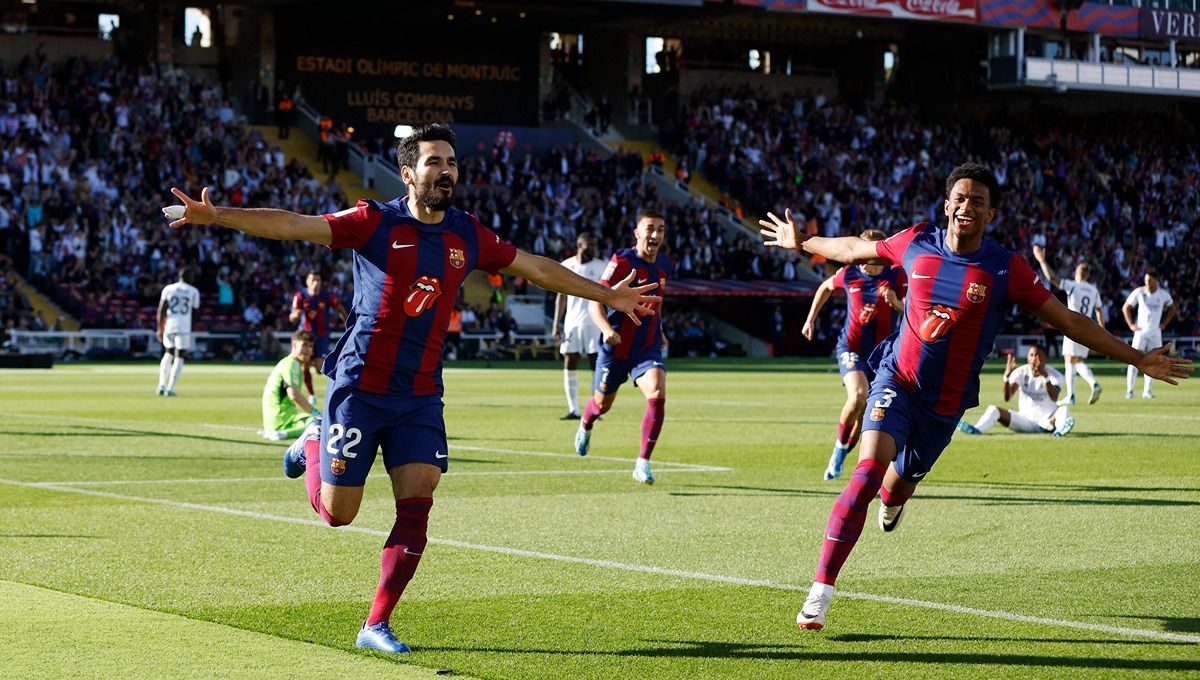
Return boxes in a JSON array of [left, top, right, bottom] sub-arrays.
[[251, 126, 384, 206], [14, 273, 80, 331]]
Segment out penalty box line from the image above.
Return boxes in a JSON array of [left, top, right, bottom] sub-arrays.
[[1, 477, 1196, 645]]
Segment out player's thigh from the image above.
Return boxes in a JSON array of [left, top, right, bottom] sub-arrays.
[[593, 353, 631, 396], [388, 462, 442, 500], [378, 398, 449, 474], [1062, 337, 1089, 360], [560, 326, 584, 356], [897, 413, 959, 482], [320, 387, 382, 489], [1006, 410, 1048, 433], [841, 370, 870, 405], [636, 367, 666, 400], [563, 352, 581, 370], [861, 379, 913, 459]]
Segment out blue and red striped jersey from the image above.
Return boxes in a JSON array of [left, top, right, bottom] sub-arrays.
[[831, 265, 907, 356], [599, 247, 671, 360], [871, 222, 1051, 416], [321, 199, 516, 397], [292, 289, 341, 339]]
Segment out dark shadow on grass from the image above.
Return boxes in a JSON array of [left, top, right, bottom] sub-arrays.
[[418, 640, 1200, 670], [827, 632, 1195, 646], [671, 484, 1200, 507], [0, 533, 100, 539], [931, 480, 1200, 494], [1082, 616, 1200, 634], [0, 426, 283, 448]]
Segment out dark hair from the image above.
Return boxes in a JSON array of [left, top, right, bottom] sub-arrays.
[[637, 209, 666, 223], [1077, 261, 1092, 278], [859, 229, 886, 242], [1145, 268, 1159, 278], [292, 329, 315, 344], [1027, 343, 1046, 356], [577, 231, 596, 243], [944, 162, 1001, 207], [179, 266, 193, 283], [396, 123, 456, 171], [306, 270, 322, 280]]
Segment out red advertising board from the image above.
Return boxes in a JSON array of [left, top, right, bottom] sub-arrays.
[[808, 0, 977, 22]]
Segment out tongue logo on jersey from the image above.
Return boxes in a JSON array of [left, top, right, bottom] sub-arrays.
[[919, 304, 959, 342], [404, 276, 442, 317], [859, 303, 878, 324]]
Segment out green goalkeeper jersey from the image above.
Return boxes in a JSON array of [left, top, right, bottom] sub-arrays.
[[263, 354, 307, 410]]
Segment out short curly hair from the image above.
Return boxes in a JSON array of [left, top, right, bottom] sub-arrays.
[[944, 162, 1001, 207]]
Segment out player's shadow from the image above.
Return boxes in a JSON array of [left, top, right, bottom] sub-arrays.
[[1079, 615, 1200, 634], [0, 425, 288, 449], [827, 632, 1196, 646], [670, 484, 1200, 507], [933, 480, 1200, 494], [0, 533, 100, 539]]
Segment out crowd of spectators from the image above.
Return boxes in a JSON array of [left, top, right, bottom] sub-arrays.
[[667, 84, 1200, 337]]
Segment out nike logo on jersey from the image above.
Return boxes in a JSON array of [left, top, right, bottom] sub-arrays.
[[848, 287, 862, 292], [392, 242, 416, 249], [912, 273, 933, 279], [434, 450, 448, 459]]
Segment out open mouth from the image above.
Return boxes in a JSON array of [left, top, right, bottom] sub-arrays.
[[954, 214, 975, 227]]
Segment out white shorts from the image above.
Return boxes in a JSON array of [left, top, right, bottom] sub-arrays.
[[560, 323, 601, 356], [1131, 330, 1162, 352], [1007, 409, 1055, 433], [163, 331, 194, 352], [1061, 337, 1089, 359]]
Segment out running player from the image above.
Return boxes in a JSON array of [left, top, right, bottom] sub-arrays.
[[1031, 246, 1104, 404], [165, 123, 659, 654], [260, 330, 319, 440], [1123, 269, 1177, 400], [574, 211, 670, 485], [760, 162, 1191, 631], [289, 270, 346, 372], [802, 230, 906, 480], [957, 344, 1073, 437], [551, 232, 606, 419], [155, 267, 201, 396]]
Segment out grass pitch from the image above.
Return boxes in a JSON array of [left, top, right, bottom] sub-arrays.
[[1, 359, 1198, 679]]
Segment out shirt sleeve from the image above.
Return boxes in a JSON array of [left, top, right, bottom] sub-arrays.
[[324, 200, 380, 251], [875, 223, 931, 265], [1061, 279, 1075, 295], [1164, 290, 1174, 306], [1124, 289, 1140, 307], [599, 254, 632, 288], [891, 266, 908, 298], [286, 358, 301, 389], [1046, 369, 1063, 387], [1006, 366, 1023, 385], [471, 217, 518, 275], [1007, 253, 1053, 311], [291, 292, 302, 311], [192, 288, 200, 308], [830, 267, 847, 290]]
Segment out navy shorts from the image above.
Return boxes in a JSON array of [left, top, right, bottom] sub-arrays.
[[861, 375, 959, 483], [314, 336, 330, 359], [835, 339, 871, 379], [319, 383, 448, 486], [593, 348, 665, 395]]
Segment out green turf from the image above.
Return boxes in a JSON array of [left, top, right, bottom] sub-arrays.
[[1, 359, 1197, 678]]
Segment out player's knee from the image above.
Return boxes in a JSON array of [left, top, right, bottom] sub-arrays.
[[848, 387, 869, 408]]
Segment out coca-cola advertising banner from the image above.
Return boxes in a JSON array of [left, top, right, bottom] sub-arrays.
[[807, 0, 977, 22]]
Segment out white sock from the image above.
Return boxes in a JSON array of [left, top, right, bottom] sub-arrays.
[[1076, 361, 1096, 388], [564, 369, 579, 415], [1053, 405, 1071, 427], [1143, 374, 1153, 396], [1127, 365, 1137, 393], [158, 354, 173, 389], [167, 356, 185, 391], [974, 405, 1001, 433], [1064, 362, 1077, 399]]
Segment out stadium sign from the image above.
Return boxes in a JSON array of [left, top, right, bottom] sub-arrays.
[[1140, 8, 1200, 40], [807, 0, 977, 22]]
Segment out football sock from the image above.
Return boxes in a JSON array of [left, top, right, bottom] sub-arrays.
[[1076, 362, 1096, 388], [582, 397, 602, 431], [1127, 365, 1137, 394], [879, 478, 914, 508], [1064, 362, 1077, 399], [1053, 405, 1071, 428], [167, 356, 184, 391], [836, 423, 851, 447], [158, 353, 172, 388], [639, 398, 665, 460], [974, 405, 1001, 433], [303, 436, 346, 527], [815, 459, 888, 586], [564, 369, 579, 415], [1143, 373, 1153, 396], [366, 497, 432, 626]]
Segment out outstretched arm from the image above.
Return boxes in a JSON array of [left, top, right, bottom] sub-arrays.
[[503, 250, 659, 326], [167, 187, 333, 245], [1034, 296, 1192, 384], [1002, 354, 1018, 401], [760, 209, 886, 264], [803, 276, 836, 341], [1030, 245, 1062, 288]]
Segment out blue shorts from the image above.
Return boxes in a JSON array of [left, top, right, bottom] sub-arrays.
[[835, 339, 871, 379], [861, 375, 959, 483], [593, 349, 665, 395], [319, 383, 448, 486], [314, 336, 330, 358]]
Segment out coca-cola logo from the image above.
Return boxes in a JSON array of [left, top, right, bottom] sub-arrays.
[[904, 0, 962, 14], [816, 0, 971, 15]]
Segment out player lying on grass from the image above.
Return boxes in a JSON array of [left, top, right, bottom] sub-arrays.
[[760, 161, 1192, 631], [957, 344, 1074, 437]]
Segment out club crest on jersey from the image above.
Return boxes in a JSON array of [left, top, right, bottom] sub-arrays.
[[966, 282, 988, 304], [918, 304, 960, 343], [330, 458, 346, 476], [404, 275, 442, 317], [859, 303, 877, 324], [870, 407, 886, 422], [448, 247, 465, 269]]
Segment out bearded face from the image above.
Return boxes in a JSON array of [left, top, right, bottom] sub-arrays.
[[416, 172, 455, 211]]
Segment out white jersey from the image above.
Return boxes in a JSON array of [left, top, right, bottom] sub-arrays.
[[1125, 286, 1173, 331], [561, 255, 607, 329], [1007, 364, 1063, 421], [1060, 279, 1102, 320], [160, 281, 201, 334]]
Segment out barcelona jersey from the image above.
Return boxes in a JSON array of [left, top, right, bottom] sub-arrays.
[[598, 247, 671, 361], [831, 264, 907, 357], [292, 289, 341, 340]]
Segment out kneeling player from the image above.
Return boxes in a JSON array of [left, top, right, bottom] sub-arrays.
[[958, 344, 1073, 437], [260, 330, 319, 440]]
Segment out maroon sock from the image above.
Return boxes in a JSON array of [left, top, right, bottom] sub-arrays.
[[847, 436, 860, 453], [366, 497, 432, 625], [304, 437, 346, 527], [836, 423, 851, 446], [303, 367, 314, 399], [639, 398, 665, 460], [814, 459, 888, 586], [879, 483, 913, 508], [582, 397, 602, 431]]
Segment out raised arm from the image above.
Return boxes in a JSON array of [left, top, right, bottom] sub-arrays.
[[1034, 295, 1192, 385], [803, 275, 836, 341], [502, 250, 659, 326], [167, 186, 333, 245], [1030, 245, 1062, 288], [760, 209, 887, 265], [1002, 354, 1018, 402]]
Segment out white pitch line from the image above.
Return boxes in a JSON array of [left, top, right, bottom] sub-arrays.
[[2, 477, 1196, 644]]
